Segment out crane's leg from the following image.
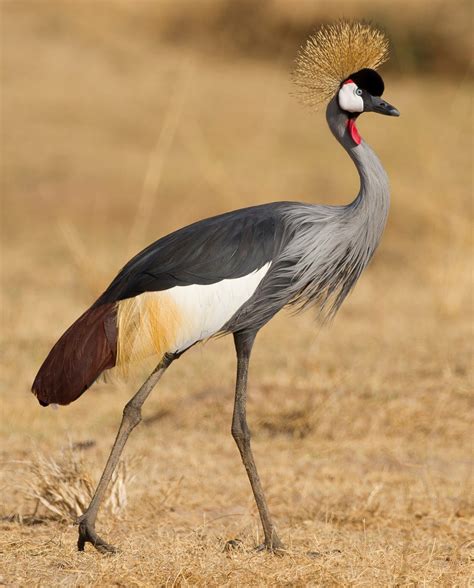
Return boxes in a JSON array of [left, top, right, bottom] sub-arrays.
[[232, 331, 284, 553], [77, 353, 174, 554]]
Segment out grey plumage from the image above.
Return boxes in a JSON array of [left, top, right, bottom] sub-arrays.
[[225, 95, 390, 333]]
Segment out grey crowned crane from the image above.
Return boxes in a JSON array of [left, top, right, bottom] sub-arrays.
[[32, 22, 399, 554]]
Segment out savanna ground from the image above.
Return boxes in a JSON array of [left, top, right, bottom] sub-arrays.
[[1, 1, 472, 586]]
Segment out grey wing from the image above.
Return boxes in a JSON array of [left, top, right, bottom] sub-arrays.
[[95, 202, 291, 307]]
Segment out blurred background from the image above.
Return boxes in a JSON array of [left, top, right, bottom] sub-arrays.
[[2, 1, 472, 309], [1, 1, 472, 584]]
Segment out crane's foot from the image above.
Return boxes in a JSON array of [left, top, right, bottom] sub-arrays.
[[77, 517, 118, 555], [224, 537, 285, 555], [255, 536, 286, 556]]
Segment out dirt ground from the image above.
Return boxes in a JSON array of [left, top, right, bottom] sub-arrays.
[[1, 2, 472, 586]]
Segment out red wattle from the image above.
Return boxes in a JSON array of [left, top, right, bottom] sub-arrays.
[[347, 118, 361, 145]]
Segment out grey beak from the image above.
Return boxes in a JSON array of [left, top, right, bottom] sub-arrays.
[[370, 96, 400, 117]]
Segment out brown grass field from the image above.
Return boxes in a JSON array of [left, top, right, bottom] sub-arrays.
[[1, 2, 473, 586]]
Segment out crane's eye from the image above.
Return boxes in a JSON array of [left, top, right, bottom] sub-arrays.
[[355, 88, 363, 96]]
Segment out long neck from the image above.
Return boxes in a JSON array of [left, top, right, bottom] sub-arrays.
[[325, 96, 390, 239]]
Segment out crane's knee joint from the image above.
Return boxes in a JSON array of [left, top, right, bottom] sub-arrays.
[[232, 426, 251, 444], [123, 402, 142, 427]]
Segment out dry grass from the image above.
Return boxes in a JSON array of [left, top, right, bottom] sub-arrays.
[[1, 2, 473, 586], [24, 446, 134, 522]]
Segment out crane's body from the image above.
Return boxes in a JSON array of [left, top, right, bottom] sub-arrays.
[[32, 22, 399, 554], [33, 102, 390, 407]]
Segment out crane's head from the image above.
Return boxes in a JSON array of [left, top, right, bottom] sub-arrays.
[[337, 68, 399, 144], [292, 21, 399, 144]]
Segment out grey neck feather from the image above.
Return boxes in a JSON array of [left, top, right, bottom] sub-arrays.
[[226, 95, 392, 332], [280, 95, 391, 320], [325, 96, 390, 228]]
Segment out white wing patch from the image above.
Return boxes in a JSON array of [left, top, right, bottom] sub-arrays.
[[168, 262, 271, 352], [338, 81, 364, 113]]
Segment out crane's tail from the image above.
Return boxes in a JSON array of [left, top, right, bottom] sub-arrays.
[[32, 303, 118, 407]]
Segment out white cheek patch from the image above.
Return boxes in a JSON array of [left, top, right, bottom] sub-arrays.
[[338, 82, 364, 113]]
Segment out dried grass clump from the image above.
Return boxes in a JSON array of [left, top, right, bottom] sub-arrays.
[[25, 446, 135, 522]]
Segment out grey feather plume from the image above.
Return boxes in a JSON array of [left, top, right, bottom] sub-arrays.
[[225, 96, 390, 332]]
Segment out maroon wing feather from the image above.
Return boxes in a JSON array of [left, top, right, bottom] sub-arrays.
[[32, 303, 117, 406]]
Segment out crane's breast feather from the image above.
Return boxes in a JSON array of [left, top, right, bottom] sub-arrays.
[[116, 263, 271, 368]]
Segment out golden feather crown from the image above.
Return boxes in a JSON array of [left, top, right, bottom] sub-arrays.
[[292, 21, 389, 108]]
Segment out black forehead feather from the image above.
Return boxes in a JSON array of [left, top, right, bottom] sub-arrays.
[[345, 68, 384, 96]]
